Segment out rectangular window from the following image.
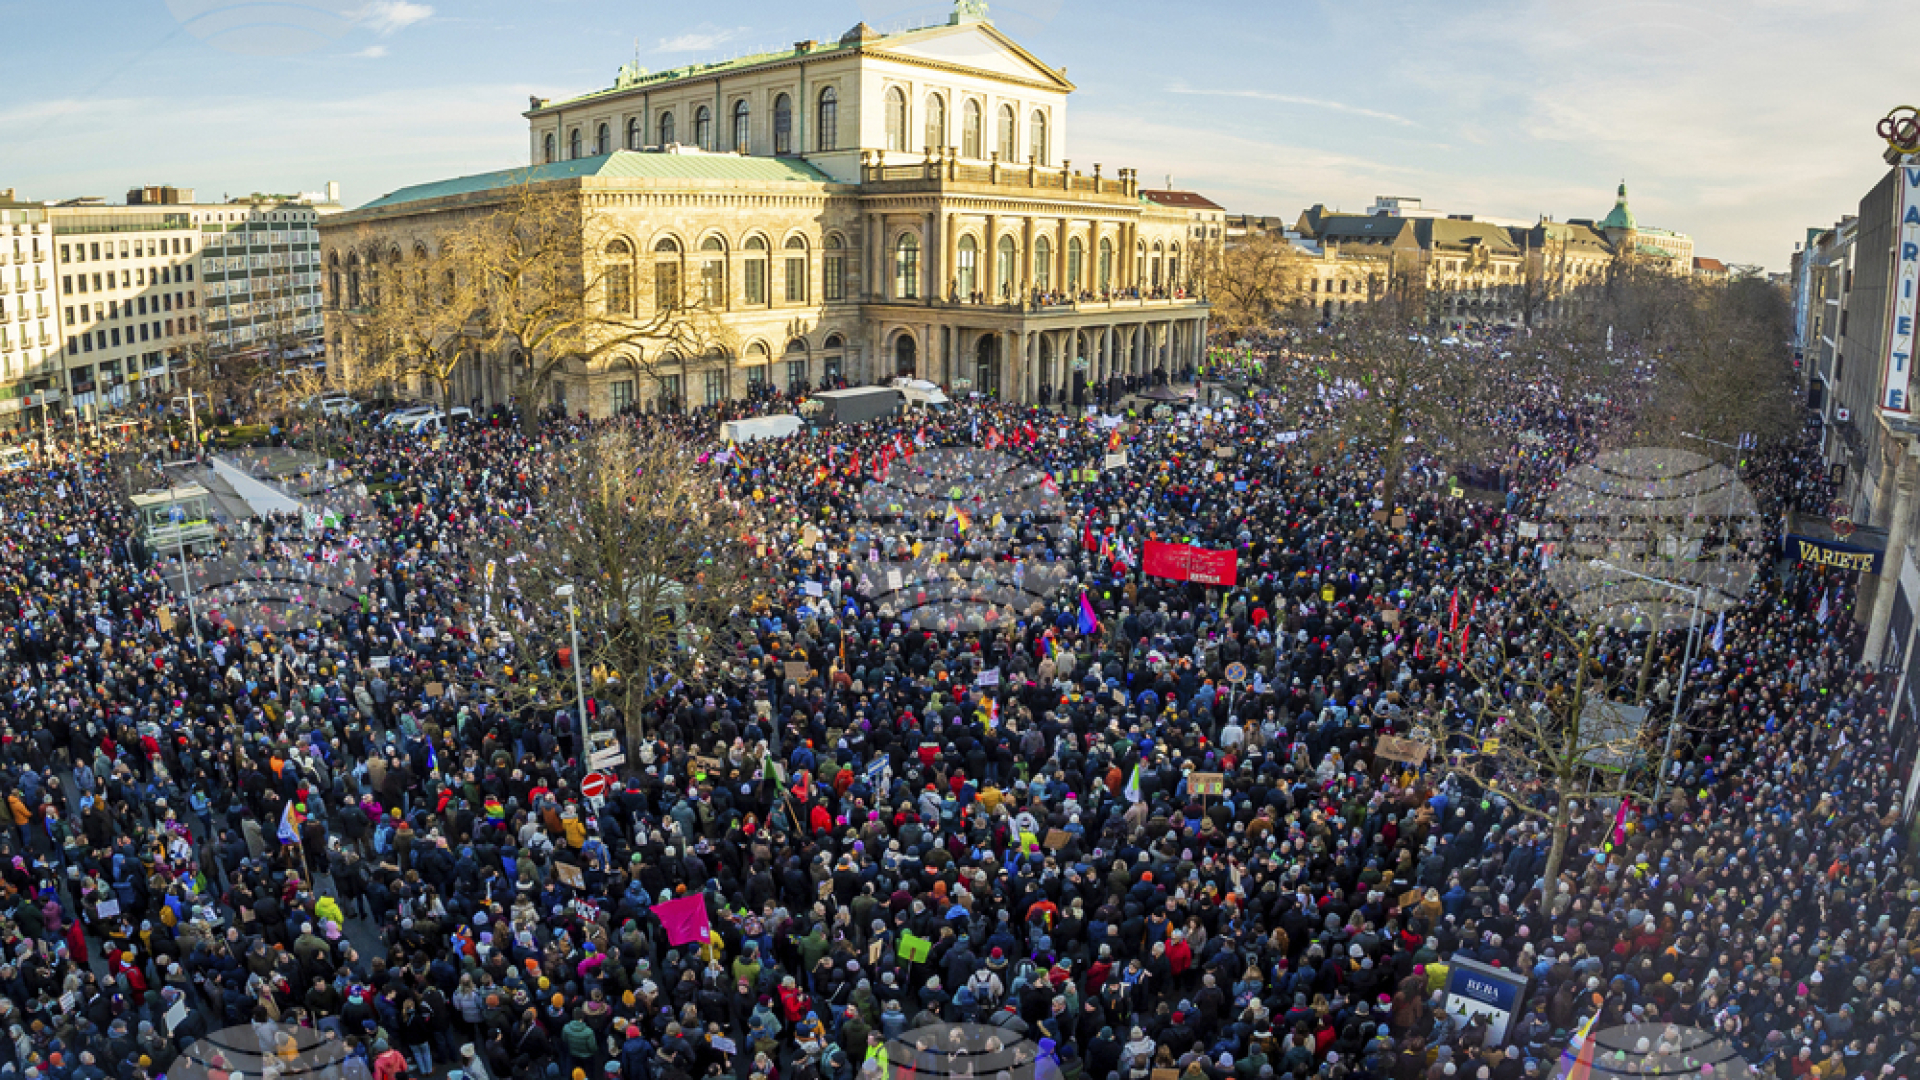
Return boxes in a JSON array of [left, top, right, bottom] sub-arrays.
[[63, 307, 73, 327], [824, 255, 844, 301], [606, 264, 632, 315], [59, 245, 69, 262], [744, 260, 766, 305], [786, 257, 807, 302], [140, 324, 149, 342], [111, 328, 121, 347], [611, 379, 635, 413], [704, 368, 726, 406], [89, 243, 100, 260], [787, 359, 806, 391], [61, 276, 71, 293], [746, 364, 767, 387]]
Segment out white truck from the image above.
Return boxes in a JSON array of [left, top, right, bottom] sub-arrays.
[[892, 378, 951, 413], [720, 414, 806, 443]]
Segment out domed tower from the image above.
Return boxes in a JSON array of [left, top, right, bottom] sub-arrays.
[[1600, 180, 1636, 248]]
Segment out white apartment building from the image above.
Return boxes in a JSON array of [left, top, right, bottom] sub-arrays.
[[0, 195, 59, 434], [47, 205, 203, 418], [193, 184, 339, 364]]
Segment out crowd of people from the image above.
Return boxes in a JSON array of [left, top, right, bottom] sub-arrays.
[[0, 340, 1912, 1080]]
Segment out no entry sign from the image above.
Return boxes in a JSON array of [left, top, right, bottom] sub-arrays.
[[581, 772, 609, 799]]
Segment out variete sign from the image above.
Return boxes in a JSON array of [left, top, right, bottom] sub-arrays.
[[1787, 534, 1884, 575], [1142, 540, 1240, 587]]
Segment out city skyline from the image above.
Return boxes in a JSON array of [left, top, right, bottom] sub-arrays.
[[4, 0, 1915, 269]]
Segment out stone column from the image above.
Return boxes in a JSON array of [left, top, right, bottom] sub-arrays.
[[868, 213, 884, 300], [945, 212, 958, 302], [984, 214, 1001, 302], [1021, 217, 1035, 300], [1057, 218, 1069, 295], [924, 211, 939, 304], [1867, 438, 1920, 661]]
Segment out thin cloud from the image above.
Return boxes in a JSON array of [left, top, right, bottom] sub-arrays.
[[355, 1, 432, 36], [1165, 82, 1416, 127], [656, 25, 748, 53], [353, 45, 389, 58]]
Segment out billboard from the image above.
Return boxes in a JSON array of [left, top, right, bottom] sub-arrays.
[[1442, 956, 1529, 1045]]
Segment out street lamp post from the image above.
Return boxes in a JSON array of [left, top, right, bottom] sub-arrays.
[[170, 505, 203, 657], [1590, 559, 1703, 802], [555, 583, 589, 762]]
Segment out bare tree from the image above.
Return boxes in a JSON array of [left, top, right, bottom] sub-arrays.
[[1439, 577, 1655, 916], [1209, 232, 1316, 334], [470, 426, 769, 758]]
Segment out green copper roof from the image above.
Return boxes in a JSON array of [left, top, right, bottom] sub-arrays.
[[359, 151, 835, 210], [1600, 180, 1635, 232]]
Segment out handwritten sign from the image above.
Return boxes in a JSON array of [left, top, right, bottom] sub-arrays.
[[1375, 735, 1430, 765], [783, 660, 811, 682], [1044, 829, 1072, 851], [555, 862, 585, 889], [1187, 772, 1226, 797]]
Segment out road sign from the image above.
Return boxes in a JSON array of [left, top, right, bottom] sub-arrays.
[[580, 772, 609, 799], [1224, 662, 1247, 684], [589, 747, 626, 770]]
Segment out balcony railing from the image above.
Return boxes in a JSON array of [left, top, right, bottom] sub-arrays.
[[861, 152, 1139, 198]]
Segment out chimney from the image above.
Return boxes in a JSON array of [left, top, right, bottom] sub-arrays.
[[326, 181, 341, 203]]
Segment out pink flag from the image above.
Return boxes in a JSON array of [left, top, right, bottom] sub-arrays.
[[650, 895, 712, 946]]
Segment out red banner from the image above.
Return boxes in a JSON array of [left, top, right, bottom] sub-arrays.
[[1141, 540, 1239, 587]]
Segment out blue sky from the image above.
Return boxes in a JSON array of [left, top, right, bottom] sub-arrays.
[[2, 0, 1914, 269]]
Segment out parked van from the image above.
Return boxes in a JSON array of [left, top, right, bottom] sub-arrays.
[[0, 448, 32, 473], [405, 407, 473, 435]]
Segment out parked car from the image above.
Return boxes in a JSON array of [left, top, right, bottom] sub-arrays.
[[379, 405, 436, 430], [405, 407, 473, 434]]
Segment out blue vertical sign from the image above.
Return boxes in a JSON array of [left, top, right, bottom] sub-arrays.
[[1883, 166, 1920, 416], [1442, 956, 1530, 1046]]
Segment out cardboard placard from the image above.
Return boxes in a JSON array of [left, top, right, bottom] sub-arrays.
[[1372, 510, 1389, 524], [1044, 829, 1072, 851], [425, 682, 445, 698], [783, 660, 811, 682], [1391, 513, 1408, 530], [1381, 609, 1400, 626], [157, 607, 175, 631], [693, 756, 723, 779], [1375, 735, 1430, 764], [1153, 1070, 1180, 1080], [1188, 772, 1226, 797], [555, 862, 585, 889], [1399, 889, 1424, 910]]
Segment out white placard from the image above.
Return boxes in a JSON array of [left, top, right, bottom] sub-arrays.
[[886, 569, 903, 591], [96, 897, 120, 919], [976, 667, 1001, 688]]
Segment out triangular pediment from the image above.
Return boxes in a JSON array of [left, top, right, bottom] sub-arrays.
[[870, 23, 1074, 90]]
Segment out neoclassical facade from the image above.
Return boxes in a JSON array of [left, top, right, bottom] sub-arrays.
[[321, 3, 1214, 416]]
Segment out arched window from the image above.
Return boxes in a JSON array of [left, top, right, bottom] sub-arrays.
[[1137, 241, 1147, 288], [924, 93, 945, 153], [996, 235, 1017, 299], [659, 111, 676, 146], [1033, 235, 1052, 292], [626, 117, 642, 150], [731, 100, 750, 153], [595, 122, 610, 155], [699, 235, 726, 306], [817, 87, 838, 151], [824, 234, 846, 301], [744, 236, 768, 305], [653, 237, 681, 309], [1169, 243, 1181, 289], [893, 232, 919, 300], [962, 99, 983, 158], [772, 94, 793, 155], [997, 104, 1015, 161], [956, 235, 978, 299], [1028, 109, 1047, 165], [783, 235, 808, 303], [884, 87, 907, 153], [347, 253, 362, 307], [604, 239, 633, 314], [784, 338, 808, 391], [568, 128, 582, 159], [1151, 240, 1164, 289], [693, 106, 711, 150], [1098, 237, 1113, 290], [1067, 237, 1084, 292], [543, 133, 555, 163]]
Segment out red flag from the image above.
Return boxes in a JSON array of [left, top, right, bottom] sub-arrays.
[[986, 427, 1003, 450], [1022, 422, 1038, 445]]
